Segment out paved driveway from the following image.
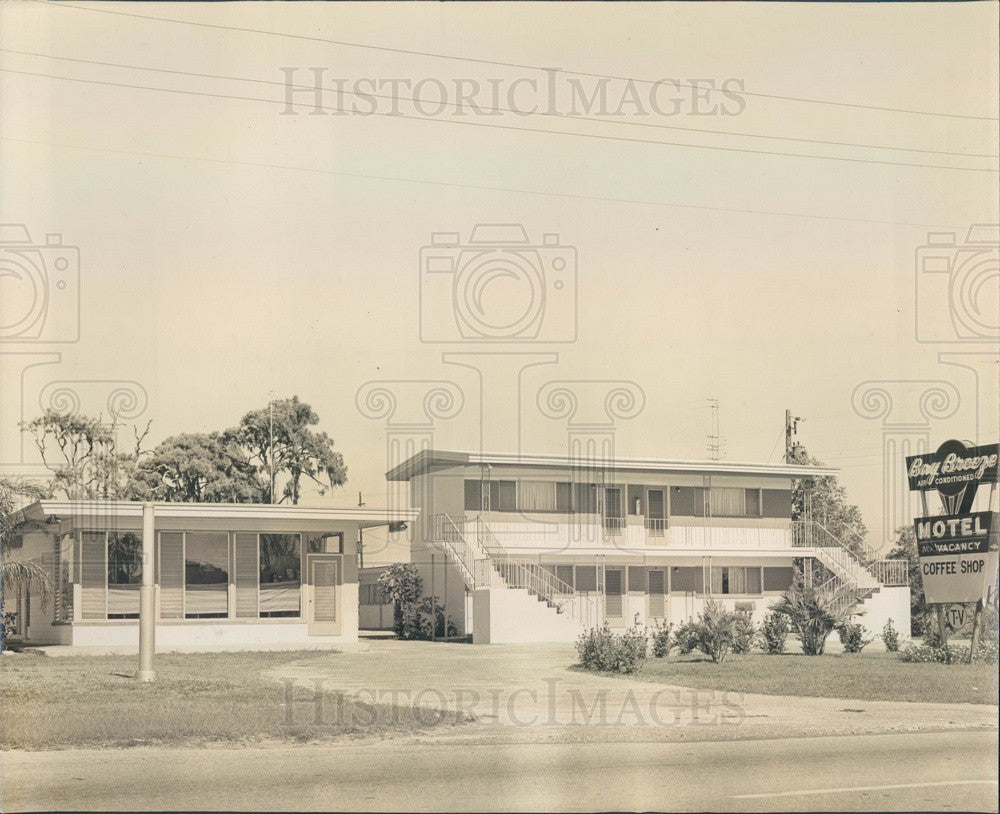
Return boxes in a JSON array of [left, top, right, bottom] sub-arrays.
[[268, 638, 997, 742]]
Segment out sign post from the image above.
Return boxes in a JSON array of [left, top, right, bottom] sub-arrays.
[[905, 439, 999, 661]]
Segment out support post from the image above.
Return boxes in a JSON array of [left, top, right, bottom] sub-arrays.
[[430, 553, 436, 643], [137, 503, 156, 682], [968, 600, 983, 664], [935, 604, 947, 647]]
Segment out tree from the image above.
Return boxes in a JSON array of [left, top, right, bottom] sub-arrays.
[[886, 524, 929, 636], [235, 396, 347, 504], [377, 563, 423, 639], [791, 453, 871, 560], [1, 476, 53, 638], [21, 409, 150, 500], [134, 432, 265, 503]]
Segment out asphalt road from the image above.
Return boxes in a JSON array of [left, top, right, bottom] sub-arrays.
[[3, 730, 997, 812]]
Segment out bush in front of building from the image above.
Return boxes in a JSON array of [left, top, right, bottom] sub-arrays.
[[407, 595, 459, 640], [881, 618, 900, 652], [837, 621, 872, 653], [673, 600, 741, 664], [731, 613, 758, 655], [759, 610, 789, 654], [649, 620, 673, 658], [576, 623, 648, 674], [377, 563, 424, 639]]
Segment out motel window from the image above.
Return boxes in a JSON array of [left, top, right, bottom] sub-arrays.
[[308, 533, 343, 554], [107, 531, 142, 619], [573, 484, 598, 514], [670, 566, 703, 594], [259, 534, 301, 618], [184, 532, 229, 618], [574, 565, 598, 593], [763, 567, 794, 592], [709, 566, 762, 595], [761, 489, 793, 518], [670, 487, 695, 516], [360, 583, 387, 605], [628, 566, 647, 592], [745, 489, 761, 517], [464, 480, 482, 511], [556, 483, 573, 512], [555, 565, 574, 589], [694, 487, 747, 517], [517, 481, 557, 511]]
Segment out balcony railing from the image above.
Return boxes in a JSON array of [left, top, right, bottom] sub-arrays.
[[644, 517, 667, 536], [603, 516, 625, 535], [869, 559, 910, 587]]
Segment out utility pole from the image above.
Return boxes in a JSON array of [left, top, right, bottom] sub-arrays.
[[357, 491, 365, 569], [784, 409, 804, 463], [268, 398, 276, 504]]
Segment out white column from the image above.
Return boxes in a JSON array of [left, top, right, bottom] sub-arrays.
[[137, 503, 156, 682]]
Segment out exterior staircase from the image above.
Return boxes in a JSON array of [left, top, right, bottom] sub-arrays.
[[792, 520, 909, 616], [427, 514, 599, 632]]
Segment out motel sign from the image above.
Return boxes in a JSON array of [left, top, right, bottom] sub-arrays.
[[913, 511, 998, 604], [906, 439, 999, 606]]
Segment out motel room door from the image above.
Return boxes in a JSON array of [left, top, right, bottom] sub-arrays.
[[604, 567, 625, 625], [307, 554, 342, 636]]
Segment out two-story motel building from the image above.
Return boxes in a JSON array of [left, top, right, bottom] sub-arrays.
[[389, 450, 911, 644], [5, 450, 909, 649]]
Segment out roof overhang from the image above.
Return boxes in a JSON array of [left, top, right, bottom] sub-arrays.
[[385, 450, 839, 482], [16, 501, 418, 530]]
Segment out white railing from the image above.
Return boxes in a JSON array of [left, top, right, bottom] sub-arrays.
[[644, 517, 667, 536], [475, 517, 598, 625], [427, 514, 481, 588], [870, 559, 910, 587]]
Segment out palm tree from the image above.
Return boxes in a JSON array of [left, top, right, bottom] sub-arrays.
[[1, 476, 53, 643], [772, 579, 859, 655]]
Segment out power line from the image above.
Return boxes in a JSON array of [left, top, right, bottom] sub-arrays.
[[2, 48, 994, 160], [3, 67, 996, 173], [36, 0, 1000, 123], [0, 133, 978, 230]]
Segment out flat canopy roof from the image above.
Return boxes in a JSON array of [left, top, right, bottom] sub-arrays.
[[14, 500, 418, 530], [385, 449, 838, 482]]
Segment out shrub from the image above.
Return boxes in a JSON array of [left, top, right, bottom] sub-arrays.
[[575, 623, 648, 674], [837, 621, 872, 653], [731, 613, 757, 655], [898, 642, 962, 664], [760, 610, 789, 655], [771, 582, 857, 656], [671, 600, 741, 664], [377, 563, 423, 639], [881, 618, 900, 652], [398, 595, 458, 640], [649, 620, 673, 658]]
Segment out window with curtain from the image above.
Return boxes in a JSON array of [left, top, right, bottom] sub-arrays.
[[517, 480, 557, 511], [185, 532, 229, 618], [107, 531, 142, 618], [708, 566, 762, 595], [259, 533, 301, 617]]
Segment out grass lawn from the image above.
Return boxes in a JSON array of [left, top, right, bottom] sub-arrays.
[[1, 650, 463, 750], [634, 651, 999, 705]]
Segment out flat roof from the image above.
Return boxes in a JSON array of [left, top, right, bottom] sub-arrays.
[[15, 500, 418, 529], [385, 450, 838, 482]]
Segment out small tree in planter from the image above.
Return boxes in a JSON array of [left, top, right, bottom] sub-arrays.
[[377, 563, 423, 639]]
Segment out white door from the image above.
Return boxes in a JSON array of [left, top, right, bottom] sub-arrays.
[[308, 555, 342, 635]]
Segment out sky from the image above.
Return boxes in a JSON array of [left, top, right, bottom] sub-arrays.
[[0, 1, 997, 556]]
